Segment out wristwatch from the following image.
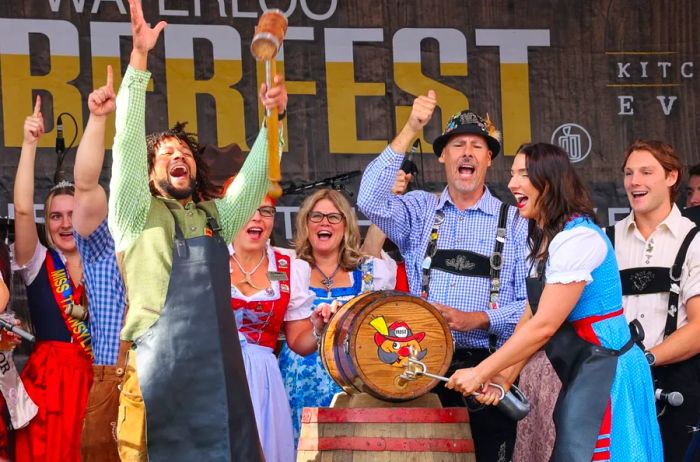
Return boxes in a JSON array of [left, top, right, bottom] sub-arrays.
[[644, 350, 656, 366]]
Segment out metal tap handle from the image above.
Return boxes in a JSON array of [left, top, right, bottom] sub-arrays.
[[402, 357, 529, 420], [498, 385, 531, 421]]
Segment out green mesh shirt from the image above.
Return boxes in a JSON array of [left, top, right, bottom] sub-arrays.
[[109, 66, 273, 341]]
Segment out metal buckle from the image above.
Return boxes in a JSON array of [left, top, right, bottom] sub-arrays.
[[490, 252, 503, 271], [669, 266, 682, 283], [496, 227, 506, 243], [434, 210, 445, 226]]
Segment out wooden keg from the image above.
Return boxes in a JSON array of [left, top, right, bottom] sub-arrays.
[[321, 290, 453, 401], [297, 407, 475, 461]]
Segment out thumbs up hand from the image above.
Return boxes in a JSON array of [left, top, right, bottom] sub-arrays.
[[406, 89, 437, 132]]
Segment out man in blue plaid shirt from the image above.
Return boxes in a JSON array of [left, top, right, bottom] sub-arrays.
[[358, 90, 528, 462], [72, 65, 126, 462]]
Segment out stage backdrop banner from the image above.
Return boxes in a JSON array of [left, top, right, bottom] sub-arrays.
[[1, 0, 699, 243]]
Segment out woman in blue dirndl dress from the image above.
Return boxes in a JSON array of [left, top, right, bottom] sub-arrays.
[[448, 143, 662, 461], [278, 189, 396, 445]]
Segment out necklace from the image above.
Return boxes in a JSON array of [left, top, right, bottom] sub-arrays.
[[315, 264, 341, 297], [231, 251, 267, 290]]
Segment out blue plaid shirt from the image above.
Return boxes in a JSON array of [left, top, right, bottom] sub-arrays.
[[74, 219, 126, 365], [358, 145, 528, 349]]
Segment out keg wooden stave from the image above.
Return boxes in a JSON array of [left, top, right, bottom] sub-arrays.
[[297, 406, 475, 461], [321, 290, 453, 402]]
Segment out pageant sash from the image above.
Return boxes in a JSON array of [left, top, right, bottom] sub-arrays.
[[45, 249, 93, 360]]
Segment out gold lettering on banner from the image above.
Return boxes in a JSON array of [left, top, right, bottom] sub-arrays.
[[0, 18, 549, 156]]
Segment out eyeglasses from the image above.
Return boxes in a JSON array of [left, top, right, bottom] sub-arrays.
[[308, 211, 344, 224], [256, 206, 276, 218]]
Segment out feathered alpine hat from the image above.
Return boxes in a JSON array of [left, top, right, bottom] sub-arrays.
[[432, 110, 502, 158]]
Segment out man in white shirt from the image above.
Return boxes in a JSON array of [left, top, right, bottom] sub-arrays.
[[611, 139, 700, 462]]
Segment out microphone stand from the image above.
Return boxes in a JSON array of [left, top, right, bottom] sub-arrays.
[[283, 170, 362, 195], [53, 112, 78, 184]]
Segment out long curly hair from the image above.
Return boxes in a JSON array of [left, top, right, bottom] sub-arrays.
[[293, 189, 363, 271], [517, 142, 597, 262], [146, 122, 215, 202]]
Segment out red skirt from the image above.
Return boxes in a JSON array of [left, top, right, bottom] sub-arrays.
[[15, 341, 93, 462], [0, 392, 8, 461]]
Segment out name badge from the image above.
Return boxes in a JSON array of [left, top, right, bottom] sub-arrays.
[[268, 271, 288, 282]]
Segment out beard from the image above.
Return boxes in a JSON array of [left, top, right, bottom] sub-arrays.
[[157, 176, 195, 200]]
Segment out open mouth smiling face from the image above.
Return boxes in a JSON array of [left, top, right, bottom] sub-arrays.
[[169, 163, 190, 182], [508, 153, 539, 220], [235, 199, 276, 250], [308, 199, 345, 253], [439, 134, 492, 196], [151, 136, 197, 199], [47, 194, 76, 253], [623, 149, 678, 215]]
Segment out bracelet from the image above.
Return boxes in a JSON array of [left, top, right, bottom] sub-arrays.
[[311, 326, 322, 344], [262, 110, 286, 128]]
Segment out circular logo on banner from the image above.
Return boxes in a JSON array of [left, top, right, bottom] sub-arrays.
[[551, 123, 592, 163]]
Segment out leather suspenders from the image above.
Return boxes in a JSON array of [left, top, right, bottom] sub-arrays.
[[607, 224, 700, 338], [421, 202, 512, 352]]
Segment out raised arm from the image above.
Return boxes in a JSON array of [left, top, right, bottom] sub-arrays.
[[216, 75, 287, 243], [360, 171, 412, 258], [109, 0, 167, 250], [13, 96, 44, 266], [357, 91, 436, 249], [73, 65, 116, 237], [391, 90, 437, 154], [126, 0, 166, 73]]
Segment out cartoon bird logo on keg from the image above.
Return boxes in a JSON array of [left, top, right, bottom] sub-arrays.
[[370, 316, 427, 368]]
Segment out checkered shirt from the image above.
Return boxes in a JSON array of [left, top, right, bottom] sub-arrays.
[[358, 145, 528, 349], [74, 219, 126, 365]]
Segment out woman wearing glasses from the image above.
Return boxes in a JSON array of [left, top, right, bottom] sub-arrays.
[[278, 189, 396, 445], [227, 187, 331, 462]]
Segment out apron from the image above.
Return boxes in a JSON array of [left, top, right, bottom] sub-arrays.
[[526, 269, 636, 462], [134, 212, 262, 461]]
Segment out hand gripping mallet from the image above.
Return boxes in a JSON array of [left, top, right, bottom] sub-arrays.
[[250, 9, 288, 199]]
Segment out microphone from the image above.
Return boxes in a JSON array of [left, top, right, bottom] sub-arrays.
[[655, 388, 684, 407], [55, 114, 65, 154], [0, 318, 35, 344], [400, 139, 419, 176]]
